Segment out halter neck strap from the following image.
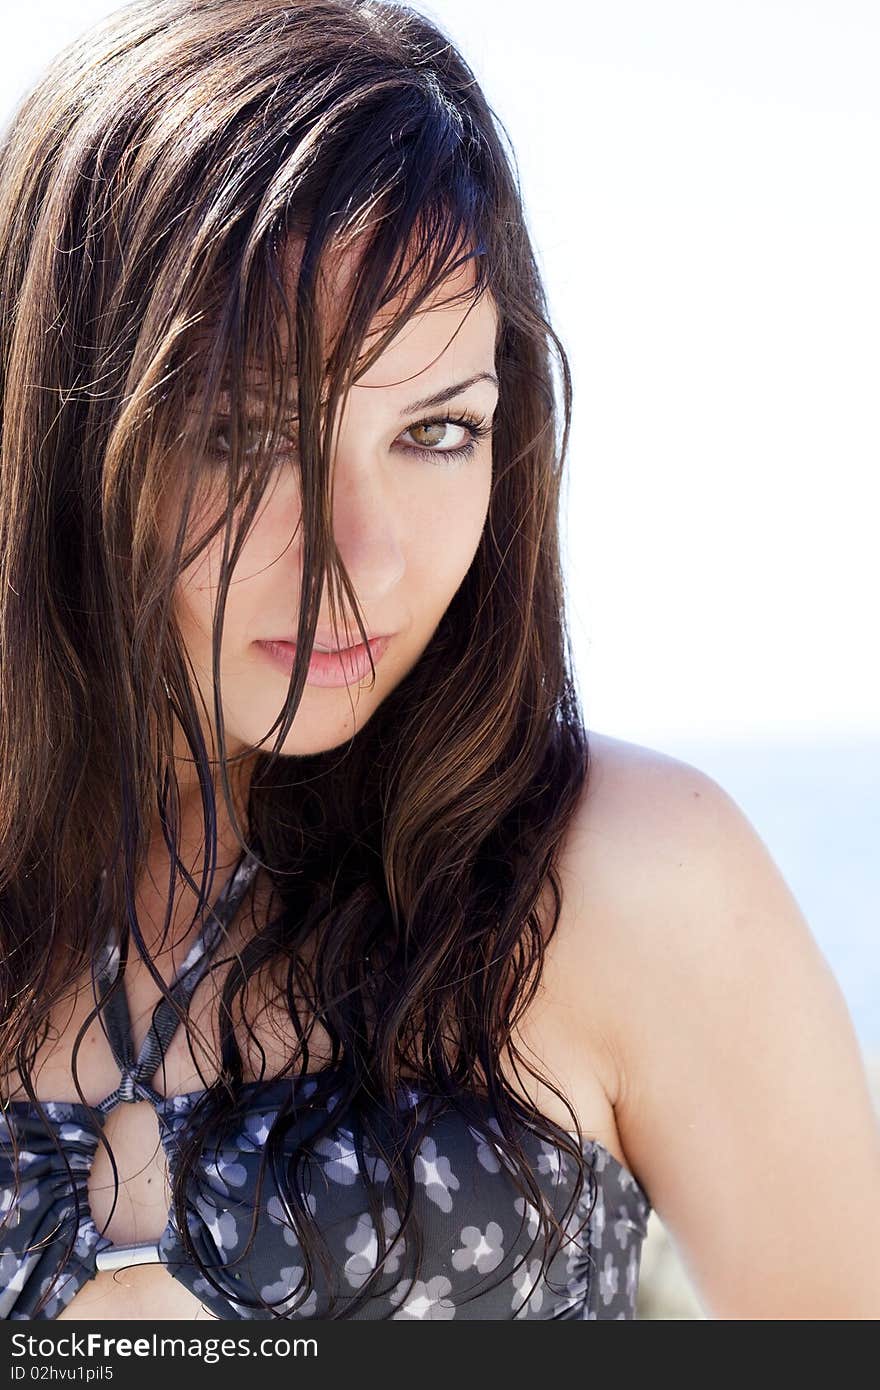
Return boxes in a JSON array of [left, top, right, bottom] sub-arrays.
[[92, 849, 261, 1113]]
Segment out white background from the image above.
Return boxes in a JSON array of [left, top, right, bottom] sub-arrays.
[[423, 0, 880, 745]]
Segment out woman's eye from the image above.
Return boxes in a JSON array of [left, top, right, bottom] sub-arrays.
[[196, 411, 489, 466], [207, 418, 295, 458], [210, 420, 263, 455], [402, 420, 471, 451], [396, 415, 490, 464]]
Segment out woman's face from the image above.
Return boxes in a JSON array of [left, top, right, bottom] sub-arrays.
[[169, 254, 499, 760]]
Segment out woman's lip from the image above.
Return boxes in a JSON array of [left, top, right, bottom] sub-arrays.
[[255, 636, 391, 687]]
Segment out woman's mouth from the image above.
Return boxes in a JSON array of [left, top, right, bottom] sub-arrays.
[[255, 636, 391, 687]]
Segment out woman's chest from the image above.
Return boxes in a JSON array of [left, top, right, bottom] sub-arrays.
[[14, 875, 625, 1321], [50, 1090, 620, 1323]]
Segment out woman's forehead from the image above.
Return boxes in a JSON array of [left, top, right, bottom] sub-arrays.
[[276, 232, 496, 369], [189, 236, 496, 403], [353, 288, 498, 396]]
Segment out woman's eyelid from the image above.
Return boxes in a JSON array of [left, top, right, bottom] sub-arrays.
[[398, 403, 493, 438], [211, 379, 496, 419], [393, 419, 485, 460]]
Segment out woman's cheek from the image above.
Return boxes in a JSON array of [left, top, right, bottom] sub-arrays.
[[412, 461, 492, 588]]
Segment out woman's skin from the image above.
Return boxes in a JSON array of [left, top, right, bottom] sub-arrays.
[[15, 250, 880, 1320]]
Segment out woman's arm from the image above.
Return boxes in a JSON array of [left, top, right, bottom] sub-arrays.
[[564, 736, 880, 1320]]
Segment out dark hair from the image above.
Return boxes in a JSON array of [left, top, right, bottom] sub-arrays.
[[0, 0, 594, 1316]]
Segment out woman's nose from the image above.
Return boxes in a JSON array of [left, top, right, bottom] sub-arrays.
[[329, 456, 405, 601]]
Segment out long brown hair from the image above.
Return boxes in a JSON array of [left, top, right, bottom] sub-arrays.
[[0, 0, 594, 1316]]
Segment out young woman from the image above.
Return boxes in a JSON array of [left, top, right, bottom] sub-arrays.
[[0, 0, 876, 1322]]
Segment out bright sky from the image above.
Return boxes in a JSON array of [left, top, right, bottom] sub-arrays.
[[3, 1, 878, 743]]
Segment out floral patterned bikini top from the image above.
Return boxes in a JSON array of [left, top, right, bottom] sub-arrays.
[[0, 851, 652, 1320]]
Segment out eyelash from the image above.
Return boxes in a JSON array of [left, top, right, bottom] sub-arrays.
[[202, 410, 492, 468], [397, 411, 492, 466]]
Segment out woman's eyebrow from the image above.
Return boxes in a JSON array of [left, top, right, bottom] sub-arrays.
[[400, 373, 499, 415], [214, 371, 500, 414]]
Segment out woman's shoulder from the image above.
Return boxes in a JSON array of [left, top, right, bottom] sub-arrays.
[[547, 730, 880, 1319], [500, 730, 722, 1170], [537, 729, 728, 1098], [549, 726, 729, 969]]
